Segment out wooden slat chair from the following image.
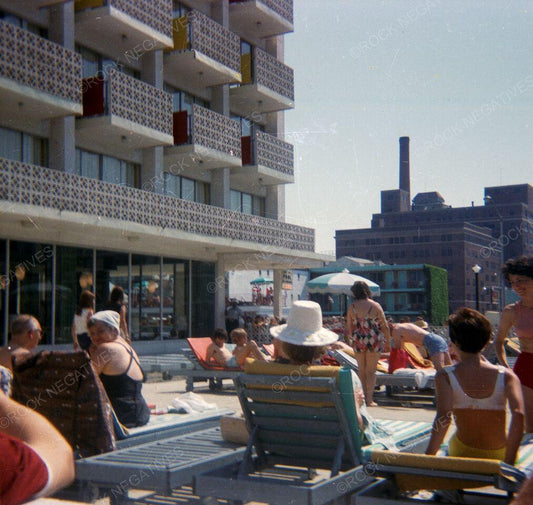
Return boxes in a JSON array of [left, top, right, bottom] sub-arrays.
[[194, 360, 432, 505], [353, 436, 533, 504]]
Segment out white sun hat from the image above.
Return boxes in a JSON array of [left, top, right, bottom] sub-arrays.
[[89, 310, 120, 333], [269, 301, 338, 346]]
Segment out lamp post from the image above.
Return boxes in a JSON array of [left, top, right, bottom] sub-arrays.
[[472, 264, 482, 311]]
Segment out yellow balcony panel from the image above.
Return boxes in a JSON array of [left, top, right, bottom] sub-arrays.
[[229, 0, 293, 40], [75, 0, 173, 64], [0, 20, 82, 122], [164, 11, 241, 97]]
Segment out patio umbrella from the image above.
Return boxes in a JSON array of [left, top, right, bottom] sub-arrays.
[[250, 277, 274, 285], [306, 269, 380, 296]]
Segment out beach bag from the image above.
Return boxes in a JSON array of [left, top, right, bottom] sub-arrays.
[[388, 347, 409, 373], [12, 350, 116, 458]]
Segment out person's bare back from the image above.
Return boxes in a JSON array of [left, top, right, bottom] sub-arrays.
[[391, 322, 428, 348]]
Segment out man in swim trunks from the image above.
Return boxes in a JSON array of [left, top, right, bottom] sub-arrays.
[[390, 321, 452, 370]]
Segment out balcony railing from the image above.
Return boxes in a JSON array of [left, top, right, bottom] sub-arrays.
[[255, 47, 294, 101], [174, 105, 241, 157], [75, 0, 172, 39], [243, 131, 293, 176], [173, 11, 240, 74], [0, 158, 314, 251], [0, 19, 82, 105], [256, 0, 293, 24], [82, 69, 172, 137]]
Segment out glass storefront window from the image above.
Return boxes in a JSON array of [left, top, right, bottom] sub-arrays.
[[131, 255, 161, 341], [162, 259, 188, 339], [95, 249, 129, 320], [55, 246, 94, 345], [8, 241, 54, 344], [191, 261, 214, 337]]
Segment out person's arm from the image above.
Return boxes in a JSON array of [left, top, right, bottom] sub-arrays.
[[71, 318, 80, 350], [504, 369, 525, 465], [346, 304, 354, 336], [0, 392, 74, 496], [119, 305, 129, 340], [91, 343, 113, 375], [425, 370, 453, 455], [495, 305, 514, 368], [375, 303, 391, 351], [205, 343, 218, 363]]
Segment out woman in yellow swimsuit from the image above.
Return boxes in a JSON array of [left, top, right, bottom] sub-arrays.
[[426, 307, 524, 464]]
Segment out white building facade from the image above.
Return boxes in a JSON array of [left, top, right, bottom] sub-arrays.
[[0, 0, 327, 350]]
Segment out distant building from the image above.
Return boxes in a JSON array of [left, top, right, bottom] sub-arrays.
[[335, 138, 533, 313], [309, 258, 449, 325]]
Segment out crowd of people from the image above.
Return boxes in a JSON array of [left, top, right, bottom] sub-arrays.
[[1, 255, 533, 503]]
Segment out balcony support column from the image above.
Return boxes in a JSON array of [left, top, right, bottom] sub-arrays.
[[141, 50, 164, 192], [48, 2, 76, 173], [214, 256, 227, 329], [273, 269, 283, 320], [265, 185, 285, 222], [211, 0, 229, 27], [211, 167, 231, 208]]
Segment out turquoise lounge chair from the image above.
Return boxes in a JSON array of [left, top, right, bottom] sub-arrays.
[[194, 360, 432, 505]]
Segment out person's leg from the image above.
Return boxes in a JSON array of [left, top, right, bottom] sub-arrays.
[[365, 352, 381, 406], [522, 385, 533, 432], [246, 341, 268, 361]]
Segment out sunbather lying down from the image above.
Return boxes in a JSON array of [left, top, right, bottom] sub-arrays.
[[206, 328, 269, 369]]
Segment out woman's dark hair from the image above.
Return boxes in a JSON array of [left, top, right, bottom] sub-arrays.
[[281, 341, 325, 364], [502, 256, 533, 283], [109, 286, 125, 304], [448, 307, 492, 354], [351, 281, 372, 300], [76, 290, 95, 316]]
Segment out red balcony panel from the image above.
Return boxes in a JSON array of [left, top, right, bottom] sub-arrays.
[[173, 110, 188, 145], [241, 136, 252, 165], [82, 77, 104, 116]]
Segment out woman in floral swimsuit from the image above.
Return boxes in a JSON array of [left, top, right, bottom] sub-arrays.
[[346, 281, 391, 406]]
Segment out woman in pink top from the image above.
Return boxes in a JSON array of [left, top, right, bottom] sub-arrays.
[[495, 256, 533, 431]]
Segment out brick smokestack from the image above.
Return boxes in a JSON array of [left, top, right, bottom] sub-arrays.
[[399, 136, 410, 195]]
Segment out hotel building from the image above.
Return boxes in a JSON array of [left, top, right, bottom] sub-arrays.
[[0, 0, 327, 350]]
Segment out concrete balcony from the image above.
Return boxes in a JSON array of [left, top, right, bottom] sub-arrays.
[[165, 104, 241, 172], [230, 47, 294, 118], [229, 0, 293, 40], [77, 69, 173, 152], [164, 10, 241, 98], [233, 130, 293, 187], [0, 157, 315, 254], [0, 20, 82, 121], [74, 0, 173, 63]]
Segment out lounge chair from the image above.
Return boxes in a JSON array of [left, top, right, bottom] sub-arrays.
[[331, 347, 436, 397], [74, 409, 245, 503], [194, 359, 433, 505], [353, 440, 533, 504]]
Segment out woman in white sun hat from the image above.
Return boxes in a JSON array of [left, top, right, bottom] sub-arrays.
[[269, 301, 395, 445], [270, 301, 365, 427]]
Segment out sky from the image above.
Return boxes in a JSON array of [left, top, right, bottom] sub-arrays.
[[284, 0, 533, 255]]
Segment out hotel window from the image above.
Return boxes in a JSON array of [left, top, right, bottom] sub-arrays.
[[230, 190, 265, 216], [75, 149, 140, 188], [78, 46, 140, 80], [0, 127, 48, 166], [0, 11, 46, 36], [164, 173, 210, 204]]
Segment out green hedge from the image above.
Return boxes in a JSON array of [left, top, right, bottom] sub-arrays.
[[425, 265, 449, 325]]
